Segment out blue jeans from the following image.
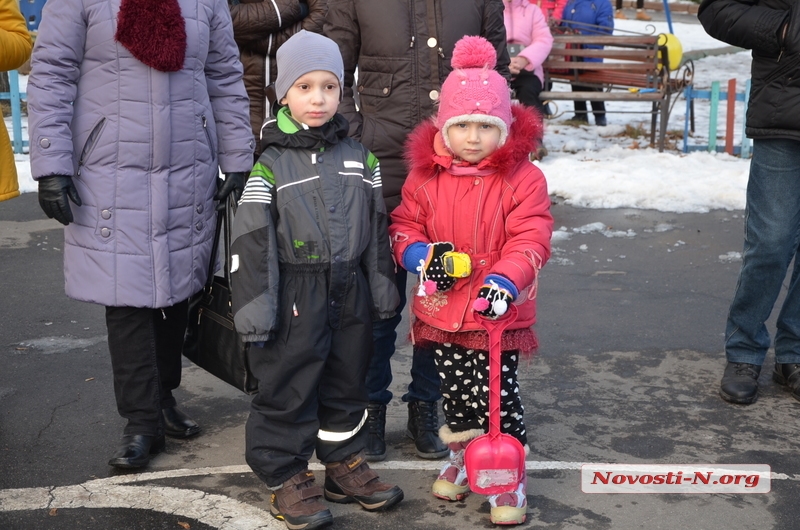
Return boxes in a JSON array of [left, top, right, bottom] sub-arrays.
[[367, 268, 442, 404], [725, 138, 800, 366]]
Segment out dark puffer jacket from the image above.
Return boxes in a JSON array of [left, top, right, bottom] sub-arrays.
[[231, 108, 399, 341], [229, 0, 327, 157], [324, 0, 510, 212], [699, 0, 798, 140]]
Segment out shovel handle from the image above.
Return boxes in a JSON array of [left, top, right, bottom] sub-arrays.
[[476, 305, 518, 437]]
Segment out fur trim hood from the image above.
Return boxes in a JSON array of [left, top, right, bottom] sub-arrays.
[[405, 104, 543, 176]]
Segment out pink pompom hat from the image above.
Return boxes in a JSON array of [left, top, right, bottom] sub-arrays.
[[436, 36, 512, 149]]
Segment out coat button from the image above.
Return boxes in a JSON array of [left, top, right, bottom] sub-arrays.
[[358, 85, 364, 92], [196, 204, 204, 214], [334, 255, 341, 262], [474, 179, 480, 185], [39, 138, 51, 148], [427, 37, 437, 48], [452, 323, 458, 329], [479, 259, 487, 265], [318, 156, 323, 163], [100, 228, 111, 238], [429, 90, 439, 100], [331, 300, 337, 307], [196, 221, 203, 231], [382, 87, 389, 95], [101, 209, 111, 220], [329, 206, 335, 212]]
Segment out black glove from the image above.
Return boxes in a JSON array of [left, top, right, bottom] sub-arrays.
[[473, 278, 516, 319], [38, 175, 82, 226], [214, 172, 246, 211], [422, 242, 457, 293]]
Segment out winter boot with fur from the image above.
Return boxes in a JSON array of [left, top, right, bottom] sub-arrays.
[[270, 469, 333, 530], [488, 470, 528, 525], [432, 425, 484, 501], [324, 450, 404, 511], [431, 441, 471, 501]]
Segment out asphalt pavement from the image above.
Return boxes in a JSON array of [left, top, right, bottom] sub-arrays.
[[2, 189, 799, 530]]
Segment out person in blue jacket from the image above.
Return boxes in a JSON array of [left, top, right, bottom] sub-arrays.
[[560, 0, 614, 126]]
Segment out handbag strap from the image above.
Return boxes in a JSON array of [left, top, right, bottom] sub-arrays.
[[203, 198, 232, 290], [223, 197, 235, 284]]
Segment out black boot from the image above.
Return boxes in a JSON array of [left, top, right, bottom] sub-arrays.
[[719, 362, 761, 404], [592, 101, 607, 126], [365, 402, 387, 462], [773, 363, 800, 401], [108, 434, 166, 468], [161, 406, 201, 438], [406, 401, 448, 459]]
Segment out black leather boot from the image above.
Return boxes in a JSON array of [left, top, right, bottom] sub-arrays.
[[406, 401, 448, 459], [773, 363, 800, 401], [108, 434, 166, 468], [161, 406, 201, 438], [365, 402, 387, 462], [719, 362, 761, 404]]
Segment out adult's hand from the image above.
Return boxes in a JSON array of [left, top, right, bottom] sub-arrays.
[[214, 172, 246, 210], [38, 175, 82, 225]]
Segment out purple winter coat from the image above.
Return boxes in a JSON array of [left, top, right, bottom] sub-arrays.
[[27, 0, 254, 309]]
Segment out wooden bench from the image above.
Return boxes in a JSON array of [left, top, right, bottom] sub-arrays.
[[540, 33, 694, 152]]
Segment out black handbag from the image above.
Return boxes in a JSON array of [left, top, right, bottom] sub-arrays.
[[183, 199, 258, 394]]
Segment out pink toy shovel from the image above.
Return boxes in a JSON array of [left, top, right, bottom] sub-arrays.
[[465, 304, 526, 495]]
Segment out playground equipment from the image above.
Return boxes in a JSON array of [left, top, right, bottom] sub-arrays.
[[18, 0, 46, 32], [682, 79, 751, 158]]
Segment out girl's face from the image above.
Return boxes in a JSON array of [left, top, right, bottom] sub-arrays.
[[447, 122, 502, 164], [280, 70, 340, 127]]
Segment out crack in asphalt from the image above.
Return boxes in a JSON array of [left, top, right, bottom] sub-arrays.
[[37, 397, 80, 441]]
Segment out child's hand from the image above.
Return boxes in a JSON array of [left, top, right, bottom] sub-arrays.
[[422, 242, 458, 293], [472, 274, 518, 319]]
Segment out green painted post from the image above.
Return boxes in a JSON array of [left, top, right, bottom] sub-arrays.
[[708, 81, 719, 153]]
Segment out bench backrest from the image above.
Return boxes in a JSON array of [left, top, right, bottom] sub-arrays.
[[544, 34, 671, 91]]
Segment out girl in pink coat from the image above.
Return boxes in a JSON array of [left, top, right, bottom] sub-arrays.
[[504, 0, 554, 158], [390, 36, 553, 526], [504, 0, 553, 117]]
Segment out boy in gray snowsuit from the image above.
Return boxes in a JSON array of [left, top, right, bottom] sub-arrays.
[[230, 30, 402, 530]]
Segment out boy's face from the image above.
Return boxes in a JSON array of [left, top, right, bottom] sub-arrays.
[[279, 70, 340, 127], [447, 121, 502, 164]]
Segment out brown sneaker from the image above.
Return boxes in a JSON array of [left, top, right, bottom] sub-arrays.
[[635, 9, 652, 20], [270, 469, 333, 530], [614, 9, 627, 19], [324, 450, 404, 511]]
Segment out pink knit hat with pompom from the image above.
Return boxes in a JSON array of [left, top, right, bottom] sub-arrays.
[[436, 36, 512, 149]]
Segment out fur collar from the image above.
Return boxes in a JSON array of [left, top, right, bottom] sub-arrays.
[[115, 0, 186, 72], [405, 104, 543, 177]]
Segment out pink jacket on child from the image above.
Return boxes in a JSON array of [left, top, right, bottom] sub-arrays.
[[503, 0, 554, 84]]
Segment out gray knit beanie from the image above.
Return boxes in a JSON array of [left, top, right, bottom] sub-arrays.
[[275, 30, 345, 103]]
